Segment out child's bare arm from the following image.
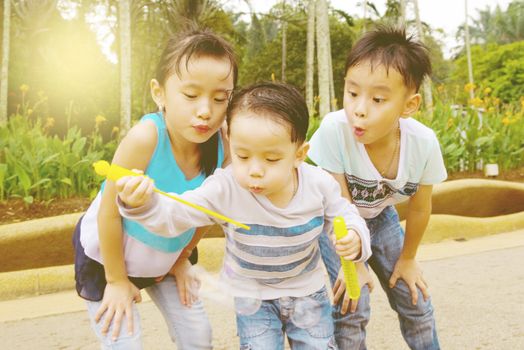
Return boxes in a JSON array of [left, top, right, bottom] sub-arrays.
[[389, 184, 433, 305]]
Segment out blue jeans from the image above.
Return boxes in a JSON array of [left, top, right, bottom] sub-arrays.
[[86, 276, 212, 350], [319, 206, 440, 350], [235, 287, 338, 350]]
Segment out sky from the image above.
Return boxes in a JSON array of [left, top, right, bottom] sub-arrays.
[[231, 0, 513, 58]]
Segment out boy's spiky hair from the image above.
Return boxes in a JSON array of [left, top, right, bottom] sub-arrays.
[[344, 25, 431, 91]]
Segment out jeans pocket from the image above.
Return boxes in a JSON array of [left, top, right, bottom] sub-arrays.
[[302, 288, 335, 339], [235, 299, 272, 339]]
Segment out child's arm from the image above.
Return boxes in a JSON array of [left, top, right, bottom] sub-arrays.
[[389, 184, 432, 305], [95, 121, 157, 341], [116, 173, 224, 237]]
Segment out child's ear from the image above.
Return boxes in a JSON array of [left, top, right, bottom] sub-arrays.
[[295, 142, 310, 167], [150, 79, 165, 110], [402, 93, 422, 118]]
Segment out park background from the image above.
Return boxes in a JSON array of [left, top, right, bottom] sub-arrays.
[[0, 0, 523, 222]]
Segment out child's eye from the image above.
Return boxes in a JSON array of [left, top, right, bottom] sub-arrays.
[[214, 97, 227, 103], [266, 158, 281, 162], [183, 93, 197, 99], [373, 97, 385, 103], [236, 154, 248, 160], [347, 91, 357, 98]]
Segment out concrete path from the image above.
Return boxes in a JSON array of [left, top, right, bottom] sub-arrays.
[[1, 230, 524, 349]]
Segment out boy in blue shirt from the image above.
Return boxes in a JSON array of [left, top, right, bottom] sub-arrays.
[[309, 25, 446, 349]]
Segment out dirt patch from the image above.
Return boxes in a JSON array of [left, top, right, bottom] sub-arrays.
[[0, 167, 522, 225], [0, 198, 90, 225]]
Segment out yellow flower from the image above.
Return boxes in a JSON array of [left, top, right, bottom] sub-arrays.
[[44, 117, 55, 129], [271, 73, 275, 82], [483, 87, 492, 95], [19, 84, 29, 93], [446, 118, 454, 129], [488, 107, 495, 112], [469, 97, 483, 108], [493, 98, 500, 106], [464, 82, 476, 93], [502, 117, 511, 126], [437, 85, 444, 93], [112, 126, 119, 135], [95, 115, 107, 127]]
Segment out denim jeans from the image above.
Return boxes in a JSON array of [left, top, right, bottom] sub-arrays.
[[86, 276, 212, 350], [235, 287, 338, 350], [319, 206, 440, 350]]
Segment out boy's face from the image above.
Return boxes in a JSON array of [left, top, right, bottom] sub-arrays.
[[229, 112, 308, 205], [343, 61, 420, 146]]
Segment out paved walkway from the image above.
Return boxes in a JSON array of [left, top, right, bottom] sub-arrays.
[[1, 230, 524, 349]]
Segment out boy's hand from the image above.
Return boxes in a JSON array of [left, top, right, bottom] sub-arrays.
[[333, 229, 362, 260], [389, 257, 429, 305], [116, 174, 154, 208], [157, 258, 201, 307], [95, 279, 142, 341], [333, 262, 374, 314]]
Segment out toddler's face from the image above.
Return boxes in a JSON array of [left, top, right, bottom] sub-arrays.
[[229, 112, 305, 205], [343, 61, 418, 146]]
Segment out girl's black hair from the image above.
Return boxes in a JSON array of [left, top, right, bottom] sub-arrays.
[[156, 29, 238, 176]]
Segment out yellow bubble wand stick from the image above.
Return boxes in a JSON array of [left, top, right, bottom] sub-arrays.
[[333, 216, 360, 299], [93, 160, 250, 231]]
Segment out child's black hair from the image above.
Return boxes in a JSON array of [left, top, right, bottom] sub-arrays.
[[227, 82, 309, 144], [156, 29, 238, 176], [345, 25, 431, 92]]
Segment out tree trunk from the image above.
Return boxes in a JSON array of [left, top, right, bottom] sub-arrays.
[[119, 0, 132, 135], [0, 0, 10, 125], [413, 0, 433, 111], [281, 0, 287, 82], [464, 0, 475, 100], [398, 0, 406, 26], [305, 0, 315, 114], [316, 0, 331, 118]]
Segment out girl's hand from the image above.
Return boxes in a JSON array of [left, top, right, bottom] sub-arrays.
[[164, 258, 201, 307], [116, 174, 155, 208], [333, 229, 362, 261], [389, 257, 429, 305], [94, 279, 142, 341], [333, 262, 374, 314]]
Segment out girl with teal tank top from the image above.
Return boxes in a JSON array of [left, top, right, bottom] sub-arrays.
[[72, 29, 238, 349], [122, 112, 225, 253]]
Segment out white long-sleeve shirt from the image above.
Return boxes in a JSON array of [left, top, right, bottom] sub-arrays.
[[119, 163, 371, 299]]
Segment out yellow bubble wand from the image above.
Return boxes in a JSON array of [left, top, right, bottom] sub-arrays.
[[333, 216, 360, 299], [93, 160, 250, 231]]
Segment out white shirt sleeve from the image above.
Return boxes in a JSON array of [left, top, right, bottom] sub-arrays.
[[320, 169, 372, 262], [308, 116, 346, 174], [419, 134, 448, 185], [118, 173, 228, 237]]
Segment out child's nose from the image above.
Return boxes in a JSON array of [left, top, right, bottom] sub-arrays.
[[197, 100, 211, 120], [248, 161, 264, 178]]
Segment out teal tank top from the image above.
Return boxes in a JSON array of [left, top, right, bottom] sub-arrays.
[[122, 112, 224, 253]]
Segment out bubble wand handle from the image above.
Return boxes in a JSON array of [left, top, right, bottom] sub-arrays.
[[93, 160, 250, 231], [333, 216, 361, 299]]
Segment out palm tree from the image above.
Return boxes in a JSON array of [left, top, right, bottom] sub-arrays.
[[305, 0, 315, 114], [0, 0, 11, 125], [412, 0, 433, 110], [464, 0, 475, 100], [316, 0, 332, 118]]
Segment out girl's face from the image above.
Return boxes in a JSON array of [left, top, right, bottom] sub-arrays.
[[229, 112, 308, 207], [152, 56, 234, 145]]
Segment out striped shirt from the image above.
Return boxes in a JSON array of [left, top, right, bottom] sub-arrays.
[[119, 163, 371, 299]]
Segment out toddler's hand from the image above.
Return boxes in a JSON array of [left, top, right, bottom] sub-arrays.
[[116, 174, 154, 208], [333, 229, 362, 261]]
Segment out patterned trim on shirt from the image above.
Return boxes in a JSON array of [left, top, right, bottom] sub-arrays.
[[345, 174, 419, 208]]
